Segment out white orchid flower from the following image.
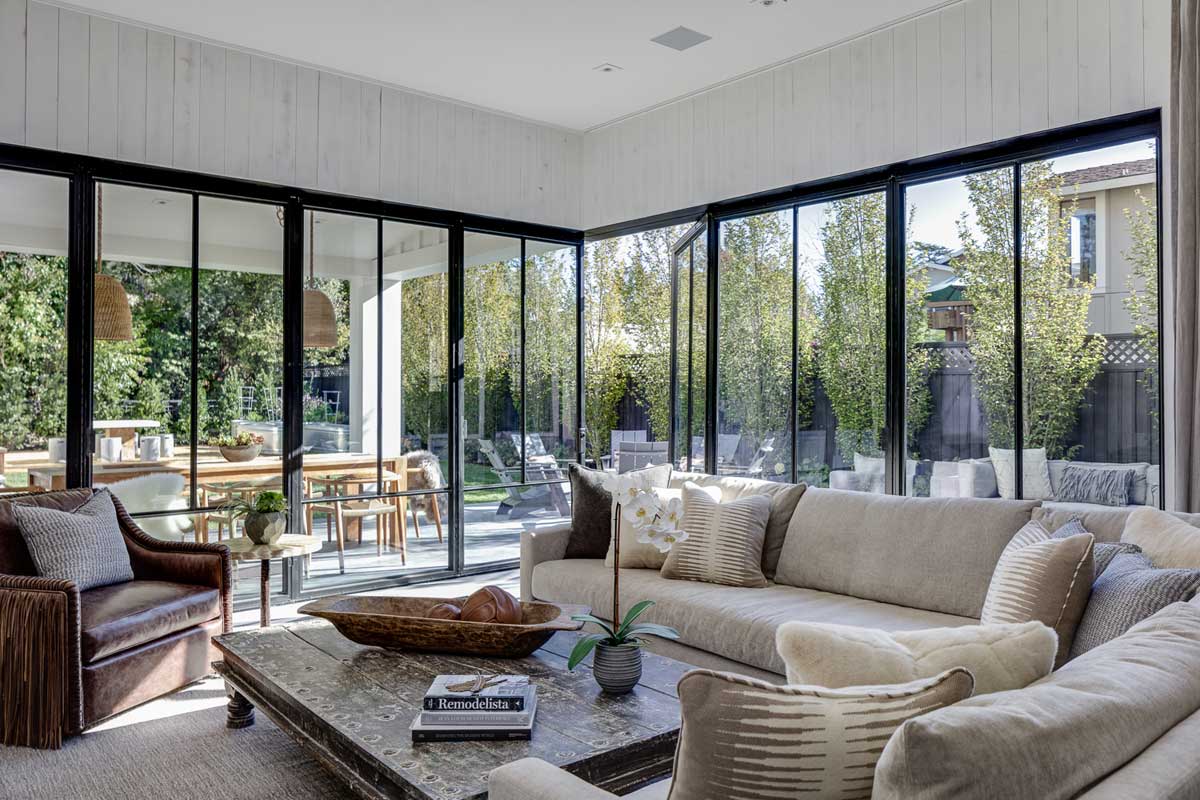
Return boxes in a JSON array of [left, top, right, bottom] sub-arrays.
[[621, 491, 659, 527]]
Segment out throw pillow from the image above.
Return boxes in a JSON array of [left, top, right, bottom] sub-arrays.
[[1122, 507, 1200, 568], [14, 489, 133, 591], [957, 458, 999, 498], [980, 520, 1094, 666], [1055, 464, 1137, 507], [565, 463, 612, 559], [854, 452, 885, 475], [1069, 552, 1200, 658], [775, 620, 1056, 696], [988, 447, 1053, 500], [668, 668, 974, 800], [1050, 517, 1142, 577], [873, 602, 1200, 800], [661, 483, 772, 587]]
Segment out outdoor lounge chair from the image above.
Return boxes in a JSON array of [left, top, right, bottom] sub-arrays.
[[478, 439, 569, 518]]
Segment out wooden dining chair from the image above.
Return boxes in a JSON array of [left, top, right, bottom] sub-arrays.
[[306, 470, 406, 574]]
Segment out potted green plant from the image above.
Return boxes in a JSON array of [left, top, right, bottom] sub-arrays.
[[215, 432, 264, 462], [567, 477, 685, 694], [226, 490, 288, 545]]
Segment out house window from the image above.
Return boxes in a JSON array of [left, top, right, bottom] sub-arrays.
[[1066, 198, 1097, 283]]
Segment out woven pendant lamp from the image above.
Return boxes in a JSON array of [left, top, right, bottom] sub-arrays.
[[303, 210, 337, 348], [93, 185, 133, 342]]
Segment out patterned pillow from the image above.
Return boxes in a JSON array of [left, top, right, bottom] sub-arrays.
[[661, 483, 771, 587], [14, 489, 133, 591], [1051, 517, 1142, 577], [1069, 552, 1200, 658], [668, 668, 975, 800], [981, 520, 1094, 667], [1055, 464, 1136, 507]]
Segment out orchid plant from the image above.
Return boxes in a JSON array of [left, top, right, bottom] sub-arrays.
[[568, 474, 686, 670]]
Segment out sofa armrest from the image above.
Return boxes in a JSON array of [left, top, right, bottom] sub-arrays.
[[0, 574, 83, 747], [520, 522, 571, 601], [111, 496, 233, 632], [488, 758, 619, 800]]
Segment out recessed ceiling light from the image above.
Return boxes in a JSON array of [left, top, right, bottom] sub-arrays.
[[593, 62, 623, 73], [749, 0, 789, 5], [152, 198, 171, 206], [651, 26, 712, 52]]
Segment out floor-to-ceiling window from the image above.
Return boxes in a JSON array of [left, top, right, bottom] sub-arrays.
[[0, 169, 69, 492]]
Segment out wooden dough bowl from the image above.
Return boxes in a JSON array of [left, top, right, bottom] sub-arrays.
[[298, 595, 589, 658]]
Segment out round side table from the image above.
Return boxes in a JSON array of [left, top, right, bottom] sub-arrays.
[[226, 534, 322, 627]]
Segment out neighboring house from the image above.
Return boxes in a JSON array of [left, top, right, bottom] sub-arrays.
[[919, 159, 1156, 340], [1056, 158, 1156, 336]]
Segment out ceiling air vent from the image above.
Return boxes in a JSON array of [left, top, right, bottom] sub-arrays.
[[593, 62, 623, 73], [650, 27, 712, 52]]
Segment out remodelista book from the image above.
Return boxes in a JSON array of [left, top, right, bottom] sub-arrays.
[[422, 675, 533, 712], [412, 696, 538, 743]]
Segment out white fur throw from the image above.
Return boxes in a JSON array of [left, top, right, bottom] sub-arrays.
[[403, 449, 445, 519], [776, 620, 1057, 696]]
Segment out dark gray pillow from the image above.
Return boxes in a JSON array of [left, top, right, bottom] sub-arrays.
[[1052, 518, 1141, 577], [14, 489, 133, 591], [1055, 464, 1136, 507], [566, 464, 613, 559], [1069, 552, 1200, 658]]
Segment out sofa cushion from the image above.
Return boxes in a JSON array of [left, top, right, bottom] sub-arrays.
[[1035, 505, 1200, 544], [80, 579, 222, 664], [1074, 707, 1200, 800], [1123, 507, 1200, 569], [1048, 460, 1150, 505], [775, 488, 1039, 618], [14, 489, 134, 591], [776, 620, 1055, 696], [667, 471, 805, 580], [661, 484, 771, 587], [980, 521, 1093, 667], [671, 668, 974, 800], [1054, 464, 1137, 507], [872, 602, 1200, 800], [565, 464, 613, 559], [531, 559, 975, 674], [958, 458, 998, 498], [989, 447, 1053, 500], [1069, 552, 1200, 658]]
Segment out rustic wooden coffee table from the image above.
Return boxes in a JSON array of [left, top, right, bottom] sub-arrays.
[[212, 620, 689, 800]]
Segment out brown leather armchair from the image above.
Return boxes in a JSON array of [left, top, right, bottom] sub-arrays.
[[0, 489, 232, 748]]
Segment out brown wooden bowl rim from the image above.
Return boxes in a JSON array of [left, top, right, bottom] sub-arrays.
[[297, 596, 588, 632]]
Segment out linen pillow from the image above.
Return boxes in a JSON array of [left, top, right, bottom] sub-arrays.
[[1122, 507, 1200, 568], [980, 520, 1094, 666], [1055, 464, 1137, 507], [1069, 552, 1200, 658], [775, 620, 1056, 696], [668, 667, 974, 800], [988, 447, 1053, 500], [565, 463, 613, 559], [14, 489, 133, 591], [1050, 517, 1142, 577], [661, 483, 772, 587], [873, 602, 1200, 800]]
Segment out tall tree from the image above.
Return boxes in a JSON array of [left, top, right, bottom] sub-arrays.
[[957, 164, 1104, 457]]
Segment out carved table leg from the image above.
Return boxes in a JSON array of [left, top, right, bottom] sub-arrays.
[[227, 691, 255, 729]]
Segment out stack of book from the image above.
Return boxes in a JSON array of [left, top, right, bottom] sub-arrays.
[[410, 674, 537, 742]]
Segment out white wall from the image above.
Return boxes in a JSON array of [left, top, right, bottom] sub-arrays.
[[0, 0, 583, 229], [581, 0, 1171, 230]]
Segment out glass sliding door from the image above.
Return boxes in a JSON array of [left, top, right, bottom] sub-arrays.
[[91, 183, 193, 522], [795, 192, 888, 491], [0, 169, 70, 493], [717, 211, 793, 480], [463, 233, 579, 568], [670, 224, 707, 473], [904, 168, 1016, 498], [1018, 139, 1160, 506]]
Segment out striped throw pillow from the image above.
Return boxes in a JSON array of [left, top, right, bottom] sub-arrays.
[[661, 483, 771, 587], [667, 668, 975, 800], [981, 520, 1094, 667]]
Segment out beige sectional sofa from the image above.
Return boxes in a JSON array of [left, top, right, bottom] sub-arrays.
[[511, 473, 1200, 799]]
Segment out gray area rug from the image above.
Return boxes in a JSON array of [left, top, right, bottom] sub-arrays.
[[0, 678, 349, 800]]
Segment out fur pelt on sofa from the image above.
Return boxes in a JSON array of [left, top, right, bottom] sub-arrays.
[[404, 449, 445, 520]]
